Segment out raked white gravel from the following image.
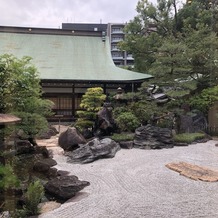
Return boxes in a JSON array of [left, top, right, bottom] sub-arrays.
[[39, 140, 218, 218]]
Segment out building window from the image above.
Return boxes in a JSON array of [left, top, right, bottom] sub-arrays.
[[112, 37, 123, 42], [46, 96, 72, 116], [59, 97, 72, 109], [48, 97, 58, 109], [111, 45, 118, 50], [75, 95, 82, 110], [112, 52, 123, 57], [112, 28, 123, 33]]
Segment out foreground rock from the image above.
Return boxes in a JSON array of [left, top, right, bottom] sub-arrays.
[[66, 138, 120, 164], [58, 127, 86, 151], [44, 175, 90, 200], [134, 124, 174, 149]]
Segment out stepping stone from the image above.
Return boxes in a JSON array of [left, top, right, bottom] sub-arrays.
[[166, 162, 218, 182]]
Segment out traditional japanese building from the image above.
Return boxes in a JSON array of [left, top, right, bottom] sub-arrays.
[[0, 26, 152, 120]]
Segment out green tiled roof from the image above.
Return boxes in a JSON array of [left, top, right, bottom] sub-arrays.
[[0, 32, 152, 82]]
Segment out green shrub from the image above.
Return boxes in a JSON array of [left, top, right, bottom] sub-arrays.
[[0, 164, 20, 191], [76, 111, 96, 120], [115, 112, 140, 132], [112, 106, 130, 120], [189, 85, 218, 114], [75, 87, 106, 132], [173, 133, 205, 144], [110, 133, 134, 142], [14, 112, 49, 138], [11, 209, 28, 218], [130, 100, 162, 125], [74, 119, 94, 132], [25, 180, 44, 216]]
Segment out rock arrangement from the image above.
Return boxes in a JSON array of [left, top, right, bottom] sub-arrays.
[[12, 126, 90, 207], [66, 138, 120, 164], [44, 175, 90, 200], [134, 124, 174, 149], [176, 110, 207, 133], [58, 127, 86, 151], [94, 102, 115, 136]]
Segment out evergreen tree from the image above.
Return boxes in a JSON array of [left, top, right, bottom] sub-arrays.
[[0, 54, 53, 144], [75, 87, 106, 134], [121, 0, 218, 95]]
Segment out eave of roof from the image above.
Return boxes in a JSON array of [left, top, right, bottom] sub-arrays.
[[0, 26, 152, 82]]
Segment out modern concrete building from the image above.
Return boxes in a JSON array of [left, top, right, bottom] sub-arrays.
[[62, 23, 107, 32], [107, 23, 134, 67], [0, 25, 152, 120]]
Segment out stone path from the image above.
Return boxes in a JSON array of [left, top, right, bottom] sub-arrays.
[[39, 138, 218, 218]]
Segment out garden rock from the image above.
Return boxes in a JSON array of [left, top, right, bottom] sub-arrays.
[[38, 126, 59, 139], [44, 175, 90, 200], [95, 102, 115, 136], [16, 140, 35, 154], [177, 110, 207, 133], [66, 138, 120, 163], [134, 124, 174, 149], [58, 127, 86, 151], [33, 158, 57, 173], [119, 141, 133, 149], [34, 146, 50, 158]]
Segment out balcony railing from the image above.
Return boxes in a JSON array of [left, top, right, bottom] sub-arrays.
[[111, 30, 124, 34], [111, 39, 123, 43], [112, 56, 124, 60]]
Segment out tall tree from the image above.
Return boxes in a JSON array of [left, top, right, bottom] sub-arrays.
[[121, 0, 218, 94], [0, 54, 53, 144], [120, 0, 180, 72]]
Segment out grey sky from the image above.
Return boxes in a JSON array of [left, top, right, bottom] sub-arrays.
[[0, 0, 143, 28]]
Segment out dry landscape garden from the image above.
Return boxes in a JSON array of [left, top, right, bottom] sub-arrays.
[[0, 0, 218, 217]]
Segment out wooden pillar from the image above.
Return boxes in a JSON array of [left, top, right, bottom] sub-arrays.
[[103, 83, 106, 94], [72, 83, 75, 117], [132, 82, 135, 93]]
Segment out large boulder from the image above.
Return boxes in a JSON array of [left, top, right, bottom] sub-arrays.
[[58, 127, 86, 151], [66, 138, 120, 164], [177, 110, 207, 133], [134, 124, 174, 149], [44, 175, 90, 200], [94, 102, 115, 136]]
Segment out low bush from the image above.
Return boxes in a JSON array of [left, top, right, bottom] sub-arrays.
[[173, 132, 205, 144], [115, 112, 140, 132], [24, 180, 44, 216], [110, 133, 134, 142], [0, 164, 20, 191]]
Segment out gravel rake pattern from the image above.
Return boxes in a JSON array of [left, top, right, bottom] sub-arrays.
[[40, 140, 218, 218]]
